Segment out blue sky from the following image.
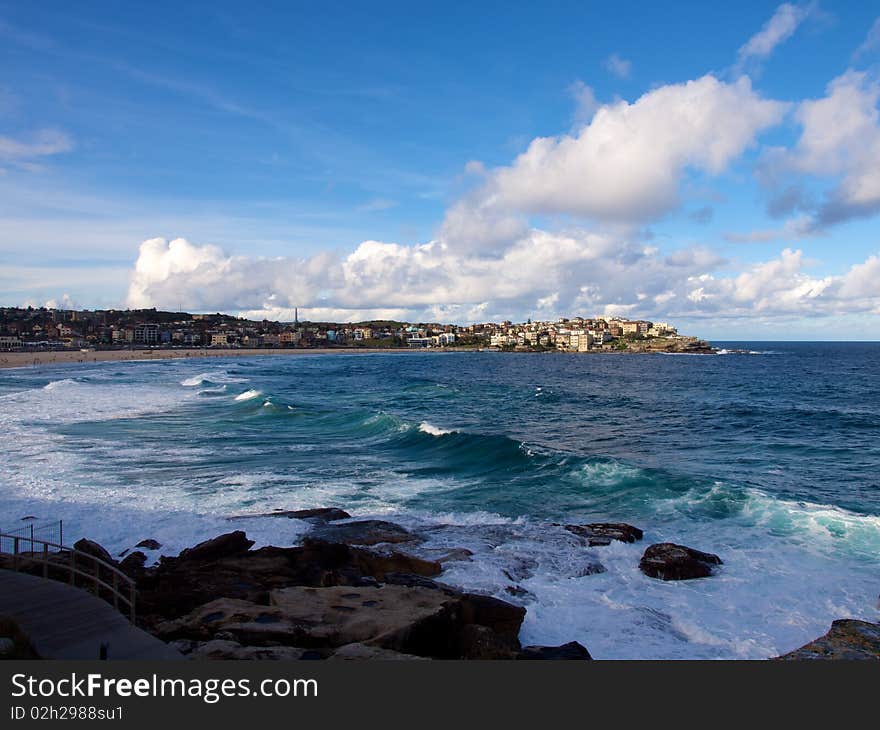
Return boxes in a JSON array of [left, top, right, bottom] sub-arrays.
[[1, 1, 880, 338]]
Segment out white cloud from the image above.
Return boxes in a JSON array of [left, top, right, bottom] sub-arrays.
[[723, 215, 813, 242], [767, 70, 880, 227], [603, 53, 632, 79], [854, 17, 880, 59], [736, 3, 813, 68], [124, 232, 880, 326], [443, 75, 784, 246], [0, 129, 72, 163], [567, 80, 600, 125], [356, 197, 398, 212]]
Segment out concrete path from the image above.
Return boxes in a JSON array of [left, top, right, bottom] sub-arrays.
[[0, 569, 182, 660]]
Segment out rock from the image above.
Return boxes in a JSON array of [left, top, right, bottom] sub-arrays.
[[639, 542, 722, 580], [153, 581, 527, 660], [276, 507, 351, 522], [458, 593, 526, 641], [381, 573, 458, 593], [119, 551, 147, 576], [571, 560, 606, 577], [188, 639, 314, 661], [168, 639, 200, 655], [154, 597, 315, 646], [456, 624, 519, 659], [229, 507, 351, 523], [502, 556, 537, 582], [137, 537, 441, 623], [136, 539, 162, 550], [775, 620, 880, 660], [73, 538, 115, 566], [434, 548, 474, 564], [518, 641, 593, 660], [307, 520, 419, 546], [564, 523, 644, 546], [175, 531, 254, 563], [269, 585, 455, 649], [504, 585, 534, 599], [329, 643, 427, 660]]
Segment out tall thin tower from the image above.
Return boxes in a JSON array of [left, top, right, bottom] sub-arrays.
[[295, 307, 298, 327]]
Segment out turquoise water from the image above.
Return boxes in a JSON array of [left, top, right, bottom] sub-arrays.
[[1, 344, 878, 658]]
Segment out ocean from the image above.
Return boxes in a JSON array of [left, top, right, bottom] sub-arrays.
[[1, 343, 878, 659]]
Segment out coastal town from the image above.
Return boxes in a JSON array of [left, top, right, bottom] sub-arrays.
[[0, 306, 712, 354]]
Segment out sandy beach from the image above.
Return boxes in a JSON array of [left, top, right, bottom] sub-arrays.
[[0, 347, 422, 370]]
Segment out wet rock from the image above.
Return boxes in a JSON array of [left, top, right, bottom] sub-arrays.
[[564, 523, 643, 546], [175, 531, 254, 563], [518, 641, 592, 660], [434, 548, 474, 564], [639, 542, 722, 580], [504, 585, 534, 600], [307, 520, 419, 546], [73, 538, 115, 566], [775, 620, 880, 660], [229, 507, 351, 523], [136, 539, 162, 550], [502, 556, 537, 582], [571, 560, 606, 577]]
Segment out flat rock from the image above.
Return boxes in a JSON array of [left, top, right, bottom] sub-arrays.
[[329, 642, 427, 660], [307, 520, 419, 546], [564, 523, 644, 546], [229, 507, 351, 523], [518, 641, 592, 660], [138, 537, 442, 623], [639, 542, 722, 580], [188, 639, 314, 661], [270, 585, 455, 648], [775, 620, 880, 660], [153, 581, 527, 659]]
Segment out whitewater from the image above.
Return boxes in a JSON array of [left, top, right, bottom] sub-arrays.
[[0, 344, 878, 659]]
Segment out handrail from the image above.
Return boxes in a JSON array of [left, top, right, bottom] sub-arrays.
[[0, 531, 136, 624]]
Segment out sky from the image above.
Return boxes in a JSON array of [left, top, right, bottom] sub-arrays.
[[1, 1, 880, 339]]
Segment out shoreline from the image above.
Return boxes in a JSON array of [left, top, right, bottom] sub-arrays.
[[0, 347, 431, 370], [0, 344, 717, 370]]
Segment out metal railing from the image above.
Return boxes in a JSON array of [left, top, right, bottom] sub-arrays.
[[0, 531, 136, 624], [2, 519, 63, 551]]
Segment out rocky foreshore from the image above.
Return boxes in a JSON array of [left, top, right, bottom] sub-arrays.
[[3, 510, 876, 660]]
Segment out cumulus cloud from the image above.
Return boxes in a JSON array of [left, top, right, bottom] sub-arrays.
[[125, 233, 880, 325], [122, 62, 880, 329], [763, 70, 880, 228], [736, 3, 813, 70], [442, 75, 785, 248]]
